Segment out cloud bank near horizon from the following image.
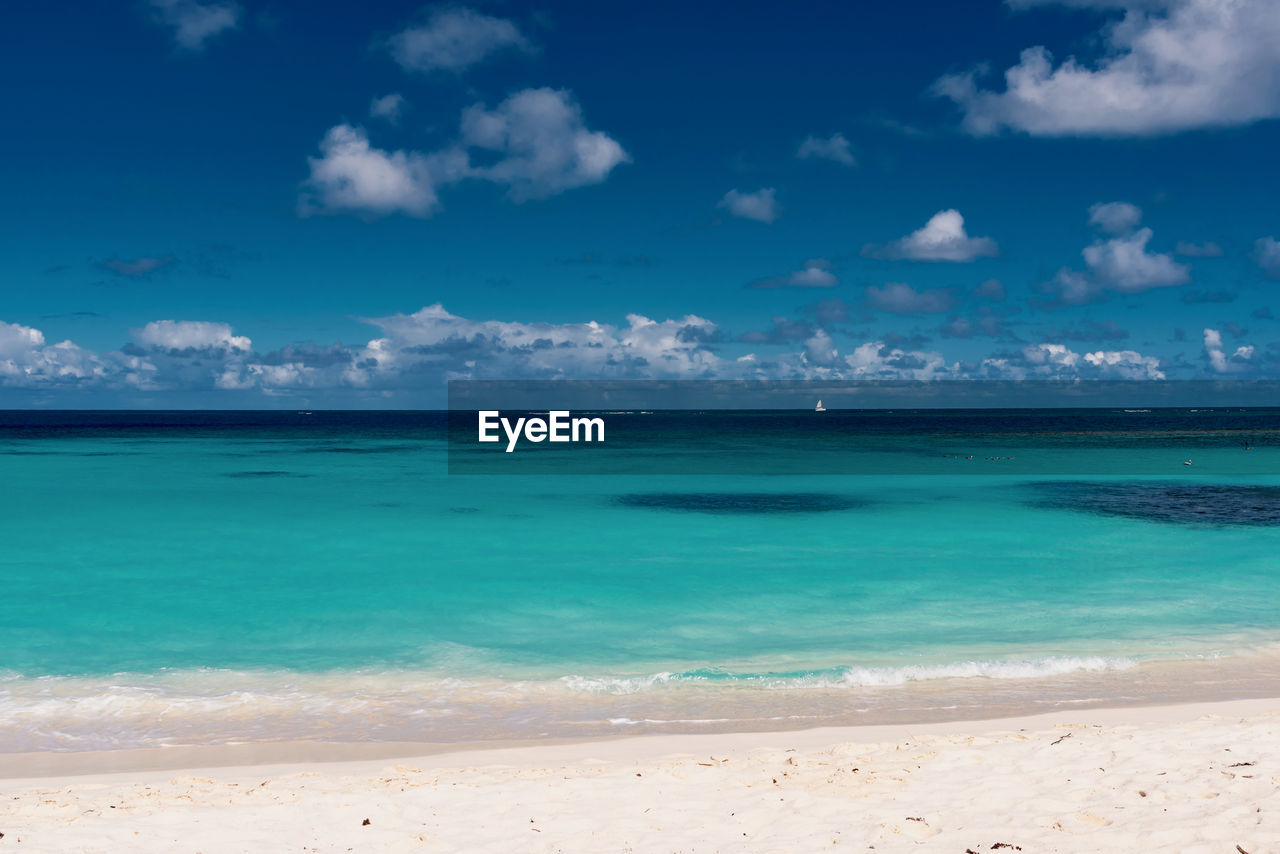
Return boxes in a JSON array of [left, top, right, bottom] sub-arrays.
[[5, 301, 1264, 406]]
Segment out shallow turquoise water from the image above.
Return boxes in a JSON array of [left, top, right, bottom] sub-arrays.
[[2, 411, 1279, 750]]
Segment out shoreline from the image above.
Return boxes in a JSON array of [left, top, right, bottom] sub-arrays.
[[4, 651, 1280, 760], [4, 694, 1276, 784], [4, 696, 1276, 853]]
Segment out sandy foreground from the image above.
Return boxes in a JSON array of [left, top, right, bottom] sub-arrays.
[[1, 699, 1277, 853]]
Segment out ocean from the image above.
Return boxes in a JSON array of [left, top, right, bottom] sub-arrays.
[[2, 408, 1279, 752]]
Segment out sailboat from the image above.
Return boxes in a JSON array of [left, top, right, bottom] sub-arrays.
[[814, 399, 826, 412]]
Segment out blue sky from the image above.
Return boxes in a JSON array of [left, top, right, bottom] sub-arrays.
[[2, 0, 1279, 406]]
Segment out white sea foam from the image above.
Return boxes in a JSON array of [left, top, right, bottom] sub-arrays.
[[558, 656, 1137, 694], [558, 672, 692, 694], [834, 656, 1136, 687], [0, 653, 1237, 752]]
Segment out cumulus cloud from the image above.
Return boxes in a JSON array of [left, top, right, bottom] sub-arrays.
[[1203, 327, 1256, 373], [1083, 228, 1190, 291], [0, 321, 108, 387], [979, 341, 1165, 379], [387, 8, 531, 73], [369, 94, 405, 123], [1254, 237, 1280, 279], [460, 88, 630, 201], [301, 89, 623, 216], [0, 300, 1260, 400], [935, 0, 1280, 136], [747, 259, 838, 289], [149, 0, 239, 50], [719, 188, 780, 224], [796, 133, 855, 166], [350, 304, 723, 382], [842, 341, 953, 379], [868, 210, 998, 261], [738, 331, 954, 381], [298, 125, 452, 218], [866, 283, 955, 314], [1039, 208, 1189, 306], [1081, 349, 1167, 379], [0, 322, 46, 358], [802, 330, 840, 367], [133, 320, 252, 353], [1088, 201, 1142, 235]]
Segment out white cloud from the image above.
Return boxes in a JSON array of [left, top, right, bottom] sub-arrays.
[[1083, 227, 1189, 291], [1022, 342, 1080, 370], [803, 330, 840, 367], [866, 282, 955, 314], [1203, 327, 1256, 373], [980, 341, 1165, 379], [345, 304, 723, 383], [935, 0, 1280, 136], [302, 89, 624, 216], [872, 209, 998, 261], [719, 188, 780, 224], [796, 133, 855, 166], [369, 94, 405, 123], [0, 305, 1252, 401], [1088, 201, 1142, 235], [1040, 208, 1189, 305], [133, 320, 252, 353], [1081, 349, 1166, 379], [0, 321, 108, 387], [1254, 237, 1280, 279], [298, 124, 460, 218], [149, 0, 239, 51], [460, 88, 629, 201], [748, 259, 837, 289], [843, 341, 952, 379], [0, 322, 44, 358], [387, 8, 530, 73], [789, 263, 838, 288]]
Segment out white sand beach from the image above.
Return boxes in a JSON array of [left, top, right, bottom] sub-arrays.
[[2, 698, 1276, 852]]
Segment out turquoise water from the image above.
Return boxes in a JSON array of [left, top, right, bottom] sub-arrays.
[[2, 411, 1279, 751]]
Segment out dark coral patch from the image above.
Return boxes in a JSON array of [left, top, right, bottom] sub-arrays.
[[1033, 481, 1280, 526]]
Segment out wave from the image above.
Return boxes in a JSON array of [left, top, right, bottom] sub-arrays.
[[0, 652, 1255, 752], [833, 656, 1134, 686], [559, 656, 1136, 694]]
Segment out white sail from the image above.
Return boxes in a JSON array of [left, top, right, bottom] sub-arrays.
[[815, 399, 826, 412]]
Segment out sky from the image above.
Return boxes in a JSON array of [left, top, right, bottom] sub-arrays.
[[2, 0, 1279, 407]]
